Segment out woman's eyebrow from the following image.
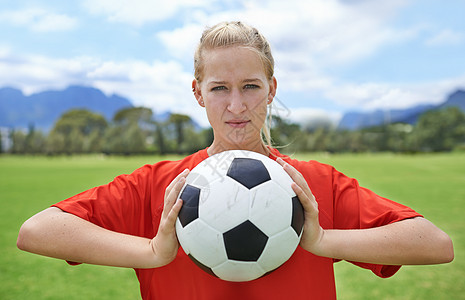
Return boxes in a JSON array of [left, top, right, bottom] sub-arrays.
[[243, 78, 262, 83], [207, 78, 262, 85], [209, 81, 227, 85]]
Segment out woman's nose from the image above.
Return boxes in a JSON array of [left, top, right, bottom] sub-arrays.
[[227, 89, 246, 114]]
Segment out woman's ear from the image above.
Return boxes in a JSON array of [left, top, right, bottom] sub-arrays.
[[267, 76, 277, 104], [192, 79, 205, 107]]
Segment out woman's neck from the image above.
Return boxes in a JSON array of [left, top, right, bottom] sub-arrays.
[[207, 141, 270, 157]]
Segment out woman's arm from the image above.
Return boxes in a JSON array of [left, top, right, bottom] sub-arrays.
[[307, 216, 454, 265], [17, 169, 189, 269], [17, 207, 163, 268], [277, 158, 454, 266]]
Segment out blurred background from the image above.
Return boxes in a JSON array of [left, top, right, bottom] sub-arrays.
[[1, 1, 464, 299], [0, 0, 464, 155]]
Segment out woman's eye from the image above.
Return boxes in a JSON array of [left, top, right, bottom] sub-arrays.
[[244, 84, 259, 89], [211, 86, 226, 91]]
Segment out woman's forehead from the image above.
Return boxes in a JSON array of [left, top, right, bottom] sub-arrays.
[[202, 47, 267, 82]]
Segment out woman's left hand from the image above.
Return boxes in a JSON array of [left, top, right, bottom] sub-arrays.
[[277, 157, 454, 265], [276, 158, 325, 255]]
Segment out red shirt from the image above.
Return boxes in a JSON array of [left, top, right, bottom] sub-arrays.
[[53, 148, 421, 300]]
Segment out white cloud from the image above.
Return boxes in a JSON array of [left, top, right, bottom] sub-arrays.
[[0, 50, 95, 94], [151, 0, 434, 121], [0, 45, 11, 56], [157, 24, 204, 62], [82, 0, 215, 26], [87, 59, 194, 108], [323, 76, 465, 112], [425, 29, 464, 47], [88, 58, 208, 125], [0, 49, 210, 125], [288, 107, 343, 129], [223, 0, 410, 64], [34, 12, 77, 32], [156, 0, 416, 96], [0, 8, 78, 32]]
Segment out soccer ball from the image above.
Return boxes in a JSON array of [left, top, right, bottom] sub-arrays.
[[175, 150, 304, 282]]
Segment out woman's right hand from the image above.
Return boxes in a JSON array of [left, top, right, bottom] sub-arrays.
[[150, 169, 189, 266], [17, 168, 190, 269]]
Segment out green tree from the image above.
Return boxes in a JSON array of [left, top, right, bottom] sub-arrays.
[[53, 109, 107, 136], [68, 127, 85, 154], [102, 126, 124, 154], [361, 126, 388, 152], [270, 115, 301, 147], [104, 107, 154, 154], [412, 107, 465, 151], [168, 113, 194, 154], [113, 107, 153, 126], [154, 121, 167, 155], [124, 123, 147, 154], [305, 127, 329, 152], [201, 127, 214, 148], [23, 124, 47, 154], [46, 131, 66, 154], [347, 131, 366, 152], [86, 129, 105, 153], [0, 130, 3, 153], [386, 123, 413, 152], [10, 130, 27, 154], [48, 109, 108, 154], [326, 130, 351, 153]]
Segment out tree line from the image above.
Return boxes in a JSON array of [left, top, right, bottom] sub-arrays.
[[2, 106, 465, 155]]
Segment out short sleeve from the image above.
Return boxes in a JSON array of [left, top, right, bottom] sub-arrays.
[[330, 167, 422, 277], [53, 164, 155, 238], [331, 168, 422, 230]]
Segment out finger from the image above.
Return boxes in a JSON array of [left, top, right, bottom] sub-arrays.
[[277, 157, 303, 183], [276, 157, 286, 167], [291, 182, 318, 217], [165, 168, 189, 196], [277, 158, 318, 211], [164, 176, 186, 214], [164, 169, 189, 201], [167, 199, 183, 225], [277, 158, 313, 197], [160, 199, 183, 234], [163, 169, 189, 216]]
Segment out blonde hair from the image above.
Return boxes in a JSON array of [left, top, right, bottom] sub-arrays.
[[194, 21, 275, 147]]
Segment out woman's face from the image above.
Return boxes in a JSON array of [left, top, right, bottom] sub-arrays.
[[193, 46, 277, 155]]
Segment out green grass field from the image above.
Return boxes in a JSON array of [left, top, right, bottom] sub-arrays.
[[1, 153, 463, 299]]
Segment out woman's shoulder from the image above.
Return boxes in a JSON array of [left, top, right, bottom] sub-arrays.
[[270, 148, 335, 174], [147, 148, 210, 173]]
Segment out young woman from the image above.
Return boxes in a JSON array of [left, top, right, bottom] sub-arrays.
[[17, 21, 453, 299]]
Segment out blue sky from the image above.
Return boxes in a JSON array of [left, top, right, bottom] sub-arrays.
[[0, 0, 464, 127]]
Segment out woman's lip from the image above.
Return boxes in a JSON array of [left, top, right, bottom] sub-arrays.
[[226, 120, 250, 128]]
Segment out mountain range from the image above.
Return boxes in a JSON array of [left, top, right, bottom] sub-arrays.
[[0, 86, 133, 131], [1, 85, 464, 132], [337, 89, 465, 130]]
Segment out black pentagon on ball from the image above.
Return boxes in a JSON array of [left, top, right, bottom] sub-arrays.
[[291, 196, 305, 236], [223, 220, 269, 261], [178, 184, 201, 227], [226, 158, 271, 189]]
